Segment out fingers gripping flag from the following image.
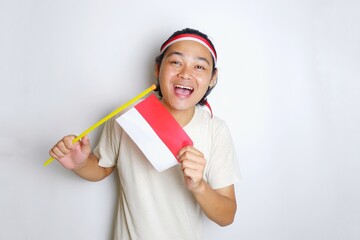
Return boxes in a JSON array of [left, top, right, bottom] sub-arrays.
[[116, 94, 193, 172]]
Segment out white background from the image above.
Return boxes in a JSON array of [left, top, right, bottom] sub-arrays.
[[1, 0, 359, 239]]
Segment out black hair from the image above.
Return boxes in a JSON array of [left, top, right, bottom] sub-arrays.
[[154, 28, 218, 106]]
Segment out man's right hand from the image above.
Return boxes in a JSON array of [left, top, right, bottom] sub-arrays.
[[49, 135, 92, 170]]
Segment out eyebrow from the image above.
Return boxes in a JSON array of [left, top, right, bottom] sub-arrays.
[[166, 51, 211, 66]]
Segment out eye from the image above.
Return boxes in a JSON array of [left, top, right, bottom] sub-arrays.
[[168, 57, 182, 66], [170, 60, 181, 65], [195, 65, 206, 70]]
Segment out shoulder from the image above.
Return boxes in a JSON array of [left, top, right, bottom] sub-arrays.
[[186, 107, 233, 146], [194, 106, 226, 124], [193, 106, 229, 132]]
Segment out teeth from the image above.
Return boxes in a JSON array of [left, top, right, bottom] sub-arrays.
[[175, 85, 194, 91]]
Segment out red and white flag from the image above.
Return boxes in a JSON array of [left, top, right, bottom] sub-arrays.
[[116, 94, 193, 172]]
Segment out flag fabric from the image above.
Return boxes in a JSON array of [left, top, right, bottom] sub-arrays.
[[116, 94, 193, 172]]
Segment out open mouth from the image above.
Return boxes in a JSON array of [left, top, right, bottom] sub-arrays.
[[174, 85, 194, 96]]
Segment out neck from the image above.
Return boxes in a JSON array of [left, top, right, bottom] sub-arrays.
[[164, 104, 195, 127]]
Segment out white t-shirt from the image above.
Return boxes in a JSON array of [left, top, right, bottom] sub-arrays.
[[94, 105, 241, 240]]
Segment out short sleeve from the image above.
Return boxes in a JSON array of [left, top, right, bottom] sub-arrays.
[[93, 116, 123, 168], [206, 121, 241, 189]]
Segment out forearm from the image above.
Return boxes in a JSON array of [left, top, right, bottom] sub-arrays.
[[73, 153, 114, 182], [192, 181, 236, 226]]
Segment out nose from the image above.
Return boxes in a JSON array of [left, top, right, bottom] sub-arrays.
[[178, 65, 193, 80]]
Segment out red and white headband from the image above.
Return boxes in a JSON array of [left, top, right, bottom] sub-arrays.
[[160, 33, 217, 67]]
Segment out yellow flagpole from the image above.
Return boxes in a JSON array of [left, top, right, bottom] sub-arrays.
[[43, 84, 157, 167]]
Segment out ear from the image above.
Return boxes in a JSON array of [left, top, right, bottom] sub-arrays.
[[209, 69, 218, 88], [154, 63, 160, 79]]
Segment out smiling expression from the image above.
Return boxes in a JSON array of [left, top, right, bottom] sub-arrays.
[[155, 40, 217, 122]]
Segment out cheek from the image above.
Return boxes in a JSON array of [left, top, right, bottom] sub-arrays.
[[158, 73, 173, 94], [198, 75, 213, 87], [158, 66, 169, 79], [159, 68, 177, 85]]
